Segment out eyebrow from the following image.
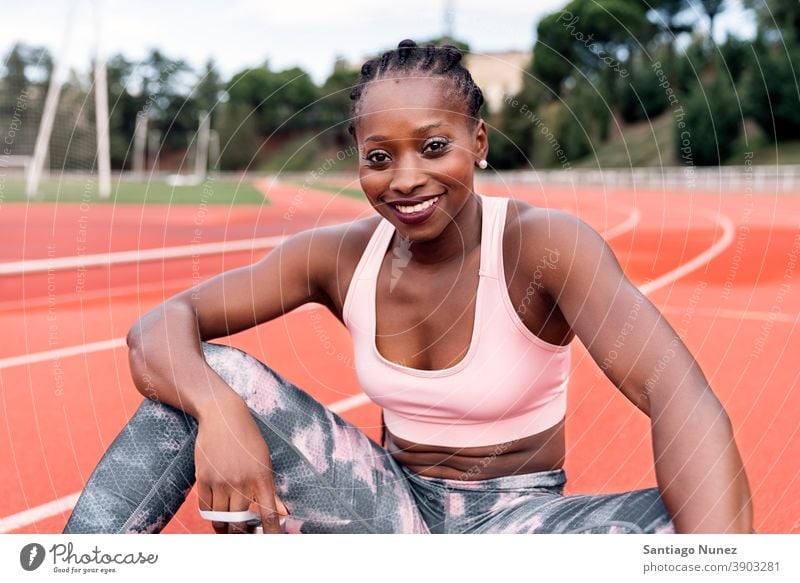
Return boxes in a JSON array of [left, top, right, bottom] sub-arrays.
[[363, 122, 448, 144]]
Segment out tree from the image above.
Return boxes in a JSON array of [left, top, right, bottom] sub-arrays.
[[216, 103, 262, 170], [194, 59, 222, 114], [695, 0, 726, 42], [318, 61, 359, 148], [680, 72, 741, 164], [533, 0, 652, 98], [644, 0, 694, 86], [743, 38, 800, 141], [744, 0, 800, 40], [226, 64, 318, 136]]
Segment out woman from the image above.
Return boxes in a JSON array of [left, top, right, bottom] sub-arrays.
[[63, 40, 753, 534]]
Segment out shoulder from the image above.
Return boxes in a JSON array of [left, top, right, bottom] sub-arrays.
[[510, 200, 621, 291], [284, 215, 381, 263], [513, 201, 609, 258], [286, 215, 383, 309], [513, 201, 601, 245]]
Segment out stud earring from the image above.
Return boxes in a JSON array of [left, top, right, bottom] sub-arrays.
[[478, 159, 488, 169]]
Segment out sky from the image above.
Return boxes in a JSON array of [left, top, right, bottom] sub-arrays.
[[0, 0, 756, 85]]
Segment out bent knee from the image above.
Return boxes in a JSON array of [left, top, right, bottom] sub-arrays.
[[200, 342, 283, 414]]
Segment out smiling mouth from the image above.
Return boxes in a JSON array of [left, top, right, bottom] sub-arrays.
[[391, 196, 440, 215]]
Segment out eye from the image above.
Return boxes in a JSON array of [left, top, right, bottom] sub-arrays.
[[423, 137, 450, 154], [365, 150, 391, 165]]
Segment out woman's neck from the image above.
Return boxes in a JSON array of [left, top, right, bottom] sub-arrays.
[[395, 193, 483, 267]]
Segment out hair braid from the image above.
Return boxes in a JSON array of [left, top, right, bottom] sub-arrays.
[[347, 39, 485, 141]]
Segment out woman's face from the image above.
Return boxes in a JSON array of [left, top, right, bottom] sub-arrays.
[[354, 76, 488, 241]]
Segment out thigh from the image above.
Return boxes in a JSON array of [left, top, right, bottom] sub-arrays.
[[484, 487, 674, 534], [201, 342, 429, 534], [469, 487, 674, 534]]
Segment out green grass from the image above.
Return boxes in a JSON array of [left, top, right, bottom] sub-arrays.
[[0, 177, 268, 204], [573, 112, 676, 169], [730, 140, 800, 165]]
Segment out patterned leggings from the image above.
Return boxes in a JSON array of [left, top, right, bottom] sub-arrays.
[[63, 342, 675, 534]]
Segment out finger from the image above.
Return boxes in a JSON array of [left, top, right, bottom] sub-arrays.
[[254, 479, 281, 534], [197, 482, 213, 512], [196, 482, 217, 534], [211, 487, 230, 535], [227, 491, 252, 535], [274, 493, 289, 516]]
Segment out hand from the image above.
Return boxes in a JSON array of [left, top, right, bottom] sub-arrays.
[[195, 398, 287, 534]]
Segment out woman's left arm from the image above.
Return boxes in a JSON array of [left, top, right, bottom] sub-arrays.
[[531, 209, 753, 533]]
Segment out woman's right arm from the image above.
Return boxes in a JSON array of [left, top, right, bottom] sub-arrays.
[[126, 227, 336, 533]]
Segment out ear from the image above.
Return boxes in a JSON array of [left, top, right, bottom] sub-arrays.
[[473, 118, 488, 165]]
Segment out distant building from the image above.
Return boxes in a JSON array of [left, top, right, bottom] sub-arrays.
[[465, 50, 532, 114]]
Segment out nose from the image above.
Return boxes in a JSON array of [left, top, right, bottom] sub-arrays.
[[389, 160, 428, 196]]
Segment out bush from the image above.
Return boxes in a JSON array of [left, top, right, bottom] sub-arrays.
[[620, 54, 671, 123], [556, 77, 610, 163], [678, 74, 742, 166], [743, 40, 800, 142]]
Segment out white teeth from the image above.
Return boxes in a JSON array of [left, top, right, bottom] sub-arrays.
[[396, 196, 439, 214]]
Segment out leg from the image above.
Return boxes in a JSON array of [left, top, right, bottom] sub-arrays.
[[63, 342, 430, 534], [473, 486, 675, 534]]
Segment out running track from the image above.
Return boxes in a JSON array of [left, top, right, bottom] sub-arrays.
[[0, 177, 797, 533]]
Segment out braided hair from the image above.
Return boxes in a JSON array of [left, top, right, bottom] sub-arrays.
[[348, 39, 485, 141]]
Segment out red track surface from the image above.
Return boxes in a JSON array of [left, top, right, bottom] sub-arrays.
[[0, 179, 797, 534]]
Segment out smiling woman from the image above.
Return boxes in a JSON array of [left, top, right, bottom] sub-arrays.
[[63, 39, 753, 535]]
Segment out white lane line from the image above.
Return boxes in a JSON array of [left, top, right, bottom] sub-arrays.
[[0, 306, 322, 371], [327, 392, 372, 414], [0, 493, 81, 533], [603, 208, 641, 241], [0, 388, 375, 533], [0, 206, 638, 368], [0, 204, 637, 279], [0, 338, 127, 371], [0, 235, 289, 276], [640, 212, 736, 295], [0, 207, 689, 530]]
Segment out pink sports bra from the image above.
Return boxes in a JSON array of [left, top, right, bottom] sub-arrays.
[[342, 194, 572, 448]]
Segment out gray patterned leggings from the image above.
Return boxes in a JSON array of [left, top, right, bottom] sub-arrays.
[[63, 342, 675, 534]]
